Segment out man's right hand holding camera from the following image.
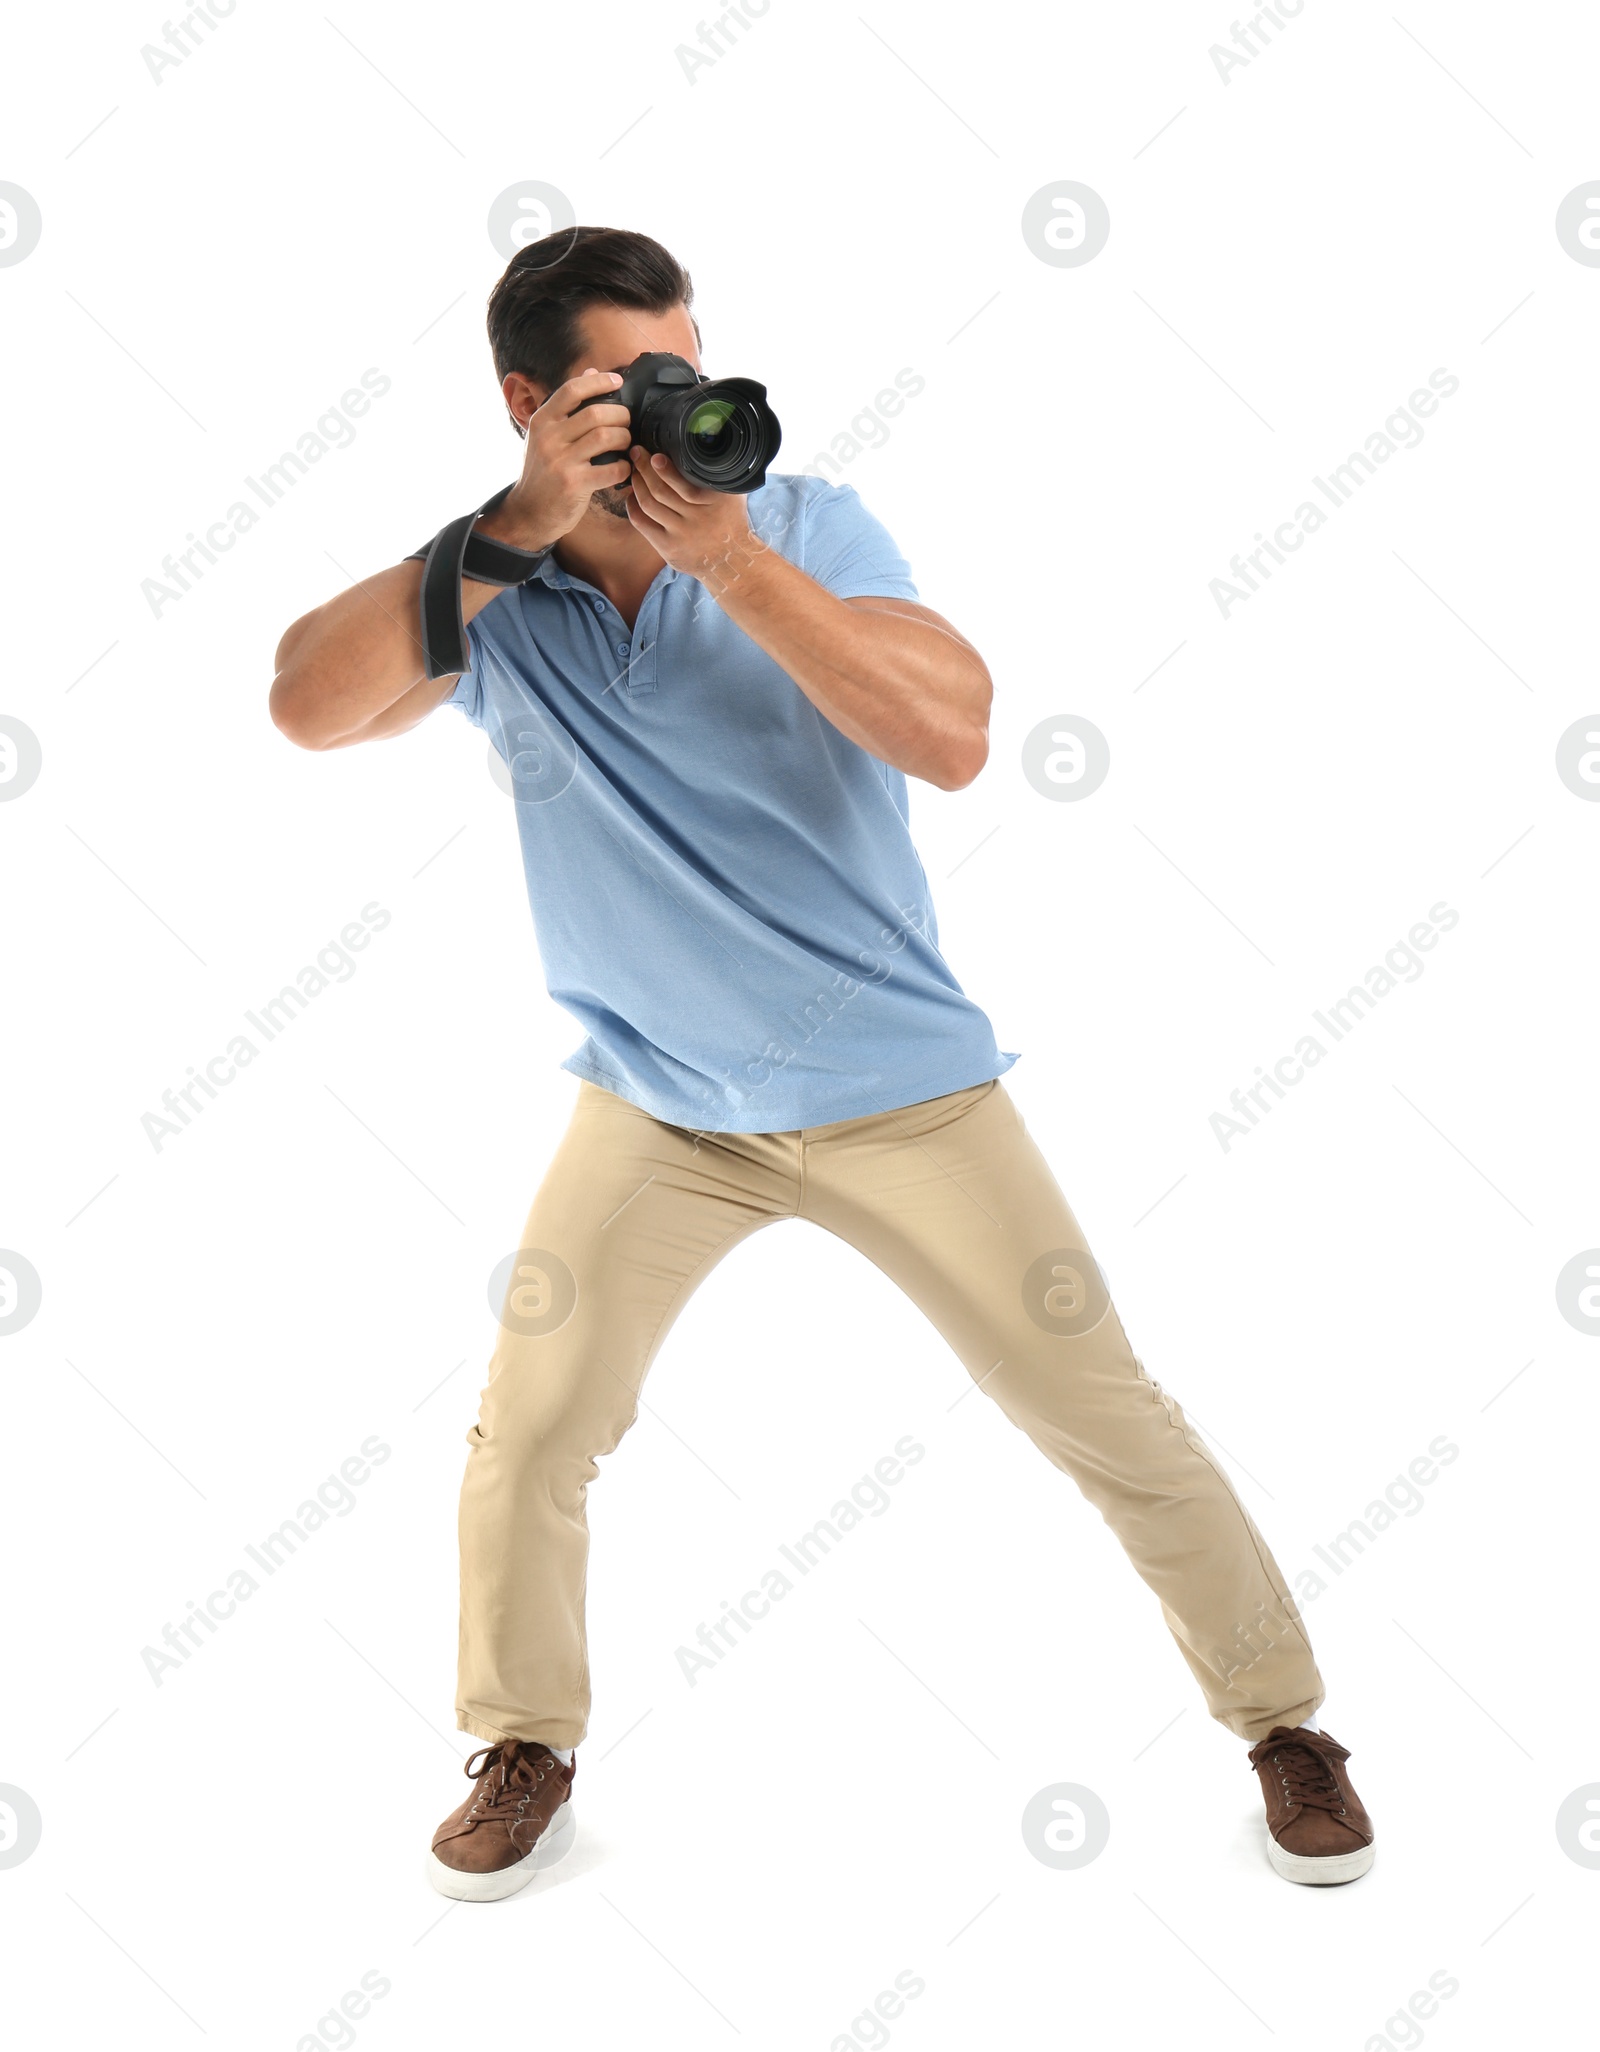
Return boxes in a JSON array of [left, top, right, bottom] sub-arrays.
[[268, 370, 631, 750], [477, 368, 633, 552]]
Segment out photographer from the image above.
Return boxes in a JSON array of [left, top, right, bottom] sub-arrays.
[[269, 226, 1371, 1902]]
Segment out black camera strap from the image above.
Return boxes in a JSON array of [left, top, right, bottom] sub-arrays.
[[404, 483, 552, 680]]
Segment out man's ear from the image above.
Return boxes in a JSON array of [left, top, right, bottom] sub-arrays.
[[501, 370, 547, 437]]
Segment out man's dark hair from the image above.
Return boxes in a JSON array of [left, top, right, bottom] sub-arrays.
[[485, 226, 697, 395]]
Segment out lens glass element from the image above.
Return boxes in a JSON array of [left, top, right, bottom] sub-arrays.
[[686, 398, 740, 455], [653, 370, 779, 491]]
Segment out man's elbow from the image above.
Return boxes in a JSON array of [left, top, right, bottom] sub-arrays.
[[921, 735, 983, 791], [931, 728, 988, 791], [930, 691, 991, 790], [269, 666, 340, 751], [270, 613, 336, 749]]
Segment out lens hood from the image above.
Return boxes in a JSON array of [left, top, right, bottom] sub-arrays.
[[578, 352, 781, 493]]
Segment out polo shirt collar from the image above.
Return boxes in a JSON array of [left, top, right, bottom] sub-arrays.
[[531, 553, 681, 595]]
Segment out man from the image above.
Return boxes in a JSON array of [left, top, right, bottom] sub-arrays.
[[270, 227, 1373, 1901]]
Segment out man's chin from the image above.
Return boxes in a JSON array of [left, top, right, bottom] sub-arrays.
[[591, 485, 633, 522]]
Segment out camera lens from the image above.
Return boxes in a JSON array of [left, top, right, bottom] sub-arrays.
[[686, 398, 735, 452], [643, 368, 781, 491], [684, 397, 751, 469]]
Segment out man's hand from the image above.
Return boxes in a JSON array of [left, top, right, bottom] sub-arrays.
[[269, 367, 630, 751], [625, 448, 766, 592], [477, 369, 634, 552]]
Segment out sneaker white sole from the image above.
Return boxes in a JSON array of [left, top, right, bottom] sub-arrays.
[[426, 1799, 577, 1902], [1267, 1836, 1374, 1886]]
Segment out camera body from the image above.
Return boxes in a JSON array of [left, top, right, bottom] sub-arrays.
[[579, 351, 781, 494]]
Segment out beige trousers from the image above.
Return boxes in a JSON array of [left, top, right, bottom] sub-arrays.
[[457, 1078, 1322, 1748]]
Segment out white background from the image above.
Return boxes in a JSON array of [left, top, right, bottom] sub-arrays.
[[3, 0, 1597, 2045]]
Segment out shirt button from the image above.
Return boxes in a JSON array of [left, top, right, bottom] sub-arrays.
[[591, 598, 605, 614], [616, 641, 630, 658]]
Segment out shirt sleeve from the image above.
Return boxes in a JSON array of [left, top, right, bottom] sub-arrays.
[[796, 480, 920, 602], [438, 620, 489, 727]]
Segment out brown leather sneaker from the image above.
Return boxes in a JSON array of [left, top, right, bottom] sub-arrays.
[[427, 1740, 577, 1902], [1247, 1725, 1374, 1885]]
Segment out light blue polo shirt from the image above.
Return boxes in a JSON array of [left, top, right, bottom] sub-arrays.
[[444, 472, 1018, 1133]]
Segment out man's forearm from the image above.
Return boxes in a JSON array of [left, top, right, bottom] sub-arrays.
[[703, 543, 991, 790]]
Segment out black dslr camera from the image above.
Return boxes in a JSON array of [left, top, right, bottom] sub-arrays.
[[578, 351, 782, 494], [407, 354, 782, 680]]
